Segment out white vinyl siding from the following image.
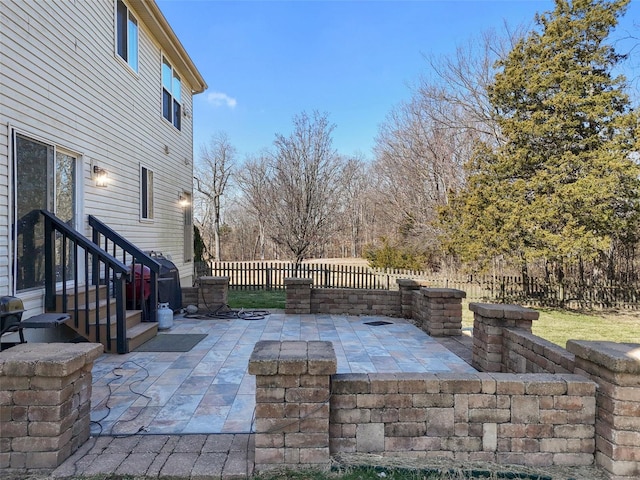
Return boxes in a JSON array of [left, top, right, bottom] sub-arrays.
[[0, 0, 197, 307]]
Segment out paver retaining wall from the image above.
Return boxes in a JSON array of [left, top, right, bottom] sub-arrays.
[[231, 276, 638, 478], [250, 341, 598, 472], [251, 299, 640, 479], [471, 302, 640, 479], [285, 278, 465, 338], [330, 371, 596, 467], [0, 343, 103, 469], [502, 328, 575, 374], [310, 289, 401, 317]]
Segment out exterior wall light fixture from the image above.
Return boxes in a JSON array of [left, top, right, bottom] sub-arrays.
[[178, 192, 190, 208], [93, 165, 109, 187]]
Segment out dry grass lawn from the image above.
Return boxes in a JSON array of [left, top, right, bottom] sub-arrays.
[[462, 300, 640, 347]]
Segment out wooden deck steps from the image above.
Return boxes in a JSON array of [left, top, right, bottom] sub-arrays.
[[50, 284, 157, 353]]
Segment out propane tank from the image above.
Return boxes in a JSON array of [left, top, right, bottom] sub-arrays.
[[157, 302, 173, 330]]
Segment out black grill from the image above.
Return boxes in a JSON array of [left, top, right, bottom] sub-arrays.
[[151, 253, 182, 312], [0, 296, 25, 350]]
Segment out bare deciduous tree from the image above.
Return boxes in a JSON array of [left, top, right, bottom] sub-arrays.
[[339, 155, 371, 257], [194, 132, 236, 262], [237, 153, 271, 260], [265, 111, 345, 266], [418, 28, 525, 146], [374, 97, 469, 243], [371, 29, 521, 255]]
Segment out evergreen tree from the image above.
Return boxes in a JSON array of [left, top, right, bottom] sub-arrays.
[[440, 0, 640, 274]]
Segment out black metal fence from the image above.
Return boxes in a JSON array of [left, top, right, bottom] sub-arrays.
[[195, 261, 640, 309]]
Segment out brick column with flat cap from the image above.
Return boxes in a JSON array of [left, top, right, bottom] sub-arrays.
[[470, 303, 539, 372], [0, 343, 103, 469], [249, 340, 337, 472], [284, 278, 313, 314], [421, 288, 466, 336], [396, 279, 428, 318], [198, 276, 229, 310], [567, 340, 640, 480]]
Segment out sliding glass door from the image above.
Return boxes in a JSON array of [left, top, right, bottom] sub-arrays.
[[14, 133, 76, 292]]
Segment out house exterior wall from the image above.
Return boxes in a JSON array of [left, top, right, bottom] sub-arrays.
[[0, 0, 204, 311]]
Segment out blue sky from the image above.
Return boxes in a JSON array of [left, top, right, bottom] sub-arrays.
[[156, 0, 640, 160]]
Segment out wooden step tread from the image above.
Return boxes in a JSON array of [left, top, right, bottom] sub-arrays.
[[126, 322, 158, 352], [64, 310, 142, 327], [126, 322, 157, 338]]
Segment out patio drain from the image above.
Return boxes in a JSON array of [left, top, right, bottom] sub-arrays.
[[364, 320, 393, 326]]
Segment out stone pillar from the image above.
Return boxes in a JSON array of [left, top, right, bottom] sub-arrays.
[[284, 278, 312, 314], [396, 279, 428, 318], [249, 340, 337, 472], [181, 286, 199, 308], [421, 288, 466, 337], [567, 340, 640, 480], [0, 343, 103, 469], [470, 303, 539, 372], [198, 276, 229, 310]]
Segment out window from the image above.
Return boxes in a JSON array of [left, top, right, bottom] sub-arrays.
[[141, 166, 154, 220], [116, 0, 138, 72], [162, 56, 181, 130]]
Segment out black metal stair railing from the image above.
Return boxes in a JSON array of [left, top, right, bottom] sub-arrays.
[[88, 215, 161, 323], [42, 209, 130, 353]]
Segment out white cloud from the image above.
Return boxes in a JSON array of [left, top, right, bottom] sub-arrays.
[[207, 91, 237, 109]]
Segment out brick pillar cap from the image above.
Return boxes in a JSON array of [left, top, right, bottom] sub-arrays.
[[199, 276, 230, 284], [284, 277, 313, 285], [421, 287, 466, 298], [567, 340, 640, 374], [396, 278, 428, 288], [249, 340, 336, 375], [0, 343, 103, 377], [469, 303, 539, 320]]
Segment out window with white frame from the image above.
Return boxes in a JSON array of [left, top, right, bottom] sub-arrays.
[[140, 166, 154, 220], [162, 56, 181, 130], [116, 0, 138, 72]]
